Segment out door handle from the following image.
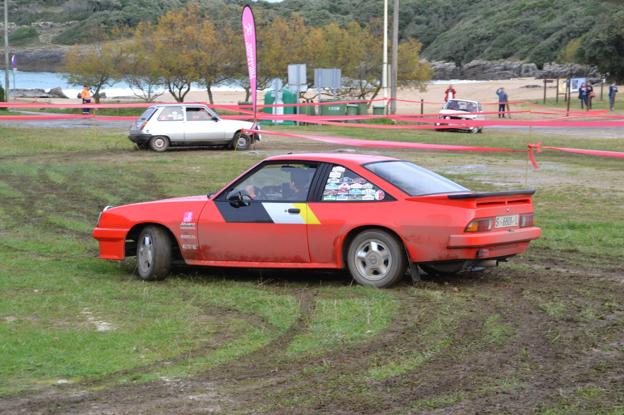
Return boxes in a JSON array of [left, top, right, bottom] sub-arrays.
[[287, 208, 301, 214]]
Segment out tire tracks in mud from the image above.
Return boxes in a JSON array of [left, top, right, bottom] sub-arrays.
[[3, 261, 624, 414]]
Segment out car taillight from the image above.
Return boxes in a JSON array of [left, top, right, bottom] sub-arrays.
[[465, 217, 493, 232], [520, 214, 534, 228]]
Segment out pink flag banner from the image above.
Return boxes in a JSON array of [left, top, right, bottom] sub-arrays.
[[242, 5, 257, 119]]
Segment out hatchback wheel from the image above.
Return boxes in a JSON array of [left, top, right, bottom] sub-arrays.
[[149, 136, 170, 152], [232, 132, 251, 151], [347, 230, 406, 288]]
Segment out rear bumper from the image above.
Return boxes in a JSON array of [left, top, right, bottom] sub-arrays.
[[448, 227, 541, 248], [128, 133, 153, 144], [92, 227, 127, 260]]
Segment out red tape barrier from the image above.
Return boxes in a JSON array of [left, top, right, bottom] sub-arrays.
[[244, 129, 624, 170], [1, 101, 622, 166]]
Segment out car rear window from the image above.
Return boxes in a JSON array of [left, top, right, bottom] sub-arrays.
[[138, 107, 157, 121], [365, 161, 468, 196]]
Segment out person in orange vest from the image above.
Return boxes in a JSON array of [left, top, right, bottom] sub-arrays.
[[79, 85, 92, 114]]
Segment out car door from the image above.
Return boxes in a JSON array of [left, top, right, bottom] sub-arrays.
[[184, 106, 224, 142], [306, 164, 396, 264], [197, 161, 319, 264]]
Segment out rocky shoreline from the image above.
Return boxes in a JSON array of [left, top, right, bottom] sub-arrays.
[[429, 60, 600, 80]]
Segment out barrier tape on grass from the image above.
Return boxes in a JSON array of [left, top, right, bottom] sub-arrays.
[[2, 101, 622, 166], [243, 128, 624, 170]]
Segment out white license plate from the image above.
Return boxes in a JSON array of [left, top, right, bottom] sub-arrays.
[[495, 214, 518, 228]]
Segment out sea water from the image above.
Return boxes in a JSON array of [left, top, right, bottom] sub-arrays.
[[6, 70, 243, 98]]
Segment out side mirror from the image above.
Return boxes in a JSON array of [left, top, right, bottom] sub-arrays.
[[227, 191, 251, 208], [212, 116, 219, 122]]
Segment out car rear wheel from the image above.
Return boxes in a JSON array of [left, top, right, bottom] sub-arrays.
[[347, 230, 406, 288], [136, 226, 172, 281], [149, 136, 170, 152], [232, 132, 251, 151]]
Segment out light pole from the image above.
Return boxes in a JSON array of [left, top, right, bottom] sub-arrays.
[[390, 0, 398, 114], [3, 0, 9, 102], [382, 0, 388, 106]]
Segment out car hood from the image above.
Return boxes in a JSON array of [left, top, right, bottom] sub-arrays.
[[438, 110, 481, 119], [97, 195, 209, 228]]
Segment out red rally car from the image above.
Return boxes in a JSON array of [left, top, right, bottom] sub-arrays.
[[93, 153, 541, 288]]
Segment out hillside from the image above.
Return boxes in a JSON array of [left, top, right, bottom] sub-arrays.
[[3, 0, 624, 78]]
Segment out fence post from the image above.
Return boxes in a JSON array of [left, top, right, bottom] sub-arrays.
[[420, 98, 424, 115]]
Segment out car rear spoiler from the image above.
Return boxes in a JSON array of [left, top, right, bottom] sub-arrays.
[[447, 190, 535, 200]]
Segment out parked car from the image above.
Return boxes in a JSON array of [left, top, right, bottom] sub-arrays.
[[93, 153, 541, 288], [128, 104, 260, 151], [436, 99, 484, 133]]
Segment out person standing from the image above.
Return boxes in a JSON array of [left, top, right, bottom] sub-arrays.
[[444, 85, 456, 102], [496, 87, 508, 118], [578, 83, 589, 110], [608, 82, 618, 111], [79, 85, 92, 115], [587, 82, 595, 110]]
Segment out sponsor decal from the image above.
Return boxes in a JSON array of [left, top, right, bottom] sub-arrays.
[[183, 211, 193, 222]]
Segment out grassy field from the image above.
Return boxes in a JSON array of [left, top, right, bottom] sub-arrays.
[[0, 123, 623, 414]]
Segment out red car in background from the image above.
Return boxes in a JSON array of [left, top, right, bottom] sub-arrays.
[[93, 153, 541, 288]]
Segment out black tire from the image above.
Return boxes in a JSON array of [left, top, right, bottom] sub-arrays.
[[232, 132, 251, 151], [346, 230, 406, 288], [149, 136, 170, 152], [136, 226, 172, 281]]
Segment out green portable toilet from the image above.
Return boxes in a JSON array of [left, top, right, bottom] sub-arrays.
[[320, 99, 347, 116], [262, 88, 298, 125]]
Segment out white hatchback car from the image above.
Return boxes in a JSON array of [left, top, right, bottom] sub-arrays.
[[436, 99, 484, 133], [129, 104, 260, 151]]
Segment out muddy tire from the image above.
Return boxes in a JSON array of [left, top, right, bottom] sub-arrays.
[[232, 132, 251, 151], [149, 136, 170, 152], [346, 230, 406, 288], [136, 226, 172, 281]]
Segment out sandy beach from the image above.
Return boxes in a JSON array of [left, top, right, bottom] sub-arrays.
[[21, 77, 605, 115]]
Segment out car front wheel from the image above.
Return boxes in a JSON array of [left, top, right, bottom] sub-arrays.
[[136, 226, 172, 281], [232, 132, 251, 151], [149, 136, 170, 152], [347, 230, 406, 288]]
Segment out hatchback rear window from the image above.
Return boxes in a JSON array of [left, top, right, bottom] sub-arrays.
[[138, 107, 157, 121], [365, 161, 468, 196]]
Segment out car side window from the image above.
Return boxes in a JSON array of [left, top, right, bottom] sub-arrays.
[[157, 106, 184, 121], [322, 165, 387, 202], [229, 163, 317, 202], [186, 107, 212, 121]]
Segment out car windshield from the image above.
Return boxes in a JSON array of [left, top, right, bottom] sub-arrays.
[[365, 161, 468, 196], [445, 100, 477, 112]]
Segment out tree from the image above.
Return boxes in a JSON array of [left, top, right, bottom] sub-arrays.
[[577, 11, 624, 81], [140, 6, 203, 102], [117, 36, 164, 102], [195, 21, 233, 105], [63, 40, 125, 103]]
